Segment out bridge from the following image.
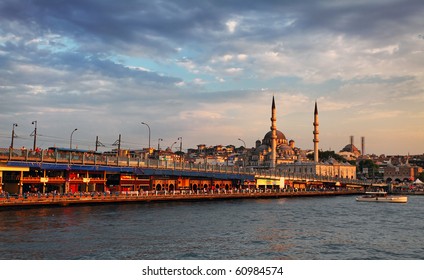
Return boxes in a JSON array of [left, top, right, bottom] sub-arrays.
[[1, 148, 372, 195]]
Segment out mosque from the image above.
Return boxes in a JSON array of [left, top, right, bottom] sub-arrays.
[[249, 97, 306, 166], [248, 96, 356, 179]]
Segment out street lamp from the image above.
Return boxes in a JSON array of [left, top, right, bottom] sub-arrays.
[[238, 138, 246, 148], [170, 141, 177, 151], [10, 123, 18, 149], [70, 128, 78, 149], [178, 137, 183, 163], [157, 138, 163, 151], [31, 120, 37, 151], [238, 138, 247, 168], [178, 137, 183, 153], [141, 122, 151, 152]]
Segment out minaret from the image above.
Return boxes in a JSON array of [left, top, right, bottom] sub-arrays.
[[270, 96, 277, 168], [313, 101, 319, 163]]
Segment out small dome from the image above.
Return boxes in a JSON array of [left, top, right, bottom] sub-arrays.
[[278, 145, 293, 151], [257, 144, 269, 152]]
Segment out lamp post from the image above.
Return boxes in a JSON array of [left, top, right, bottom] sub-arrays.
[[31, 120, 37, 151], [10, 123, 18, 149], [70, 128, 78, 149], [141, 122, 151, 152], [170, 141, 177, 151], [178, 137, 183, 153], [157, 138, 163, 151], [238, 138, 246, 148], [238, 138, 247, 168], [178, 137, 183, 163]]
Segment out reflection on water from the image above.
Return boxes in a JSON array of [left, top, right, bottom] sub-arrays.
[[1, 196, 423, 260]]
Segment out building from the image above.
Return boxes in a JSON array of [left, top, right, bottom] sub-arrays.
[[383, 158, 423, 182], [278, 158, 357, 179], [248, 96, 356, 179], [248, 96, 305, 167], [339, 136, 361, 160]]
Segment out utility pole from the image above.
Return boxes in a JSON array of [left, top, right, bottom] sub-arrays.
[[31, 121, 37, 151], [10, 123, 18, 149]]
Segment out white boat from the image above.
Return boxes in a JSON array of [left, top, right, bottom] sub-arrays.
[[356, 192, 408, 203]]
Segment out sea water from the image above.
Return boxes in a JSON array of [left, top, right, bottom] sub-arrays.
[[1, 195, 423, 259]]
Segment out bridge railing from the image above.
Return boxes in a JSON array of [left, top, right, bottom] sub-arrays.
[[1, 148, 370, 185], [1, 147, 254, 172]]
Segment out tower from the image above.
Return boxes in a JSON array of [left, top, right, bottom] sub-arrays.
[[313, 101, 319, 163], [270, 96, 277, 168]]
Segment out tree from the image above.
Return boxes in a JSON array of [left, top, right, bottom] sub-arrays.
[[418, 172, 424, 182], [358, 159, 379, 179], [307, 151, 346, 162]]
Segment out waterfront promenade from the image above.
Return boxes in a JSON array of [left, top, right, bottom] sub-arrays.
[[0, 189, 363, 209]]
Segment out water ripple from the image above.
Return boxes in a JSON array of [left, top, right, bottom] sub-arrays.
[[1, 196, 423, 259]]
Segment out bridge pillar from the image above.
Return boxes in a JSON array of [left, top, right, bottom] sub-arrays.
[[19, 170, 23, 195]]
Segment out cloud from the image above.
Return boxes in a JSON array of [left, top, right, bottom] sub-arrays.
[[226, 20, 238, 33], [1, 0, 423, 155], [179, 110, 223, 121], [225, 67, 243, 74], [365, 44, 400, 55]]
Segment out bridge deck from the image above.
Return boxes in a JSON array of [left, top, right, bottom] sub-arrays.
[[1, 148, 372, 186]]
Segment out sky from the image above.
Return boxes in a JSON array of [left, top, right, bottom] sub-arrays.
[[1, 0, 423, 156]]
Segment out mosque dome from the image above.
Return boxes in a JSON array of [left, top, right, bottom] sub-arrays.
[[262, 130, 289, 147], [263, 130, 286, 141], [340, 144, 360, 154]]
